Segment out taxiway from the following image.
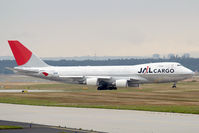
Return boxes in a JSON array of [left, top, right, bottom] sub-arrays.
[[0, 103, 199, 133]]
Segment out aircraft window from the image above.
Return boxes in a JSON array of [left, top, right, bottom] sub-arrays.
[[177, 64, 181, 66]]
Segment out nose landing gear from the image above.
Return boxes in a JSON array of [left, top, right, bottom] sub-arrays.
[[172, 82, 177, 88]]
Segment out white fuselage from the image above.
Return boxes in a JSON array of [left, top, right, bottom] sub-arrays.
[[15, 62, 194, 86]]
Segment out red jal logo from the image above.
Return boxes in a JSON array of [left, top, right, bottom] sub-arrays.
[[138, 66, 174, 74]]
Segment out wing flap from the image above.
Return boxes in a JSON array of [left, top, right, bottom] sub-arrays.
[[129, 76, 147, 82], [59, 75, 111, 79]]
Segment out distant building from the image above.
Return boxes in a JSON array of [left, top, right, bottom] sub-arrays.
[[152, 54, 160, 59], [168, 53, 175, 59], [182, 53, 190, 59]]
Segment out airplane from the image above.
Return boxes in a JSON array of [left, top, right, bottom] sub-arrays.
[[8, 40, 194, 90]]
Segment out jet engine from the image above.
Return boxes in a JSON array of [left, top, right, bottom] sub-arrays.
[[86, 78, 98, 86], [115, 79, 128, 87]]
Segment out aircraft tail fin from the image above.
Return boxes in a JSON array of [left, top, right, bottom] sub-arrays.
[[8, 40, 49, 67]]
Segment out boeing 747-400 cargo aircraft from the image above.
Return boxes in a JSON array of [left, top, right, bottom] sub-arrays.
[[8, 40, 194, 90]]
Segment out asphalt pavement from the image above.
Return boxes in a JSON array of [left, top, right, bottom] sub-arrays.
[[0, 120, 101, 133], [0, 103, 199, 133]]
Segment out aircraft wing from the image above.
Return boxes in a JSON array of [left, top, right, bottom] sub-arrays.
[[59, 75, 146, 82], [129, 76, 147, 82], [59, 76, 84, 78], [59, 76, 111, 81], [58, 75, 111, 84], [59, 76, 111, 79]]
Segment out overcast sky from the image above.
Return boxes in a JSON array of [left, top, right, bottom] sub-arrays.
[[0, 0, 199, 57]]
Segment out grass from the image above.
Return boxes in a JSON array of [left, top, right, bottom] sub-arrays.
[[0, 96, 198, 114], [0, 97, 58, 106], [0, 125, 23, 130], [0, 81, 199, 114]]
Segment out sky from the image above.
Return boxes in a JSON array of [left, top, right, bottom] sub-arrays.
[[0, 0, 199, 57]]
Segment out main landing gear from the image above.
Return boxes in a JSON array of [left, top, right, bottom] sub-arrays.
[[97, 81, 117, 90], [172, 82, 177, 88], [97, 86, 117, 90]]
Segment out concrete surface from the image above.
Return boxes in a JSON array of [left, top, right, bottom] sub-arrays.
[[0, 103, 199, 133]]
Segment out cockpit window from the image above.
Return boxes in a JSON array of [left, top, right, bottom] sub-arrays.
[[177, 64, 181, 66]]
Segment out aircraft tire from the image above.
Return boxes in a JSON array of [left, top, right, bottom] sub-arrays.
[[108, 86, 117, 90]]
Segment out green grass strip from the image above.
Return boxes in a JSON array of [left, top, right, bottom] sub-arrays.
[[0, 97, 199, 114], [0, 125, 23, 130]]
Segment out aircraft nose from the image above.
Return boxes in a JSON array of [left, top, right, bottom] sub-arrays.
[[184, 68, 195, 75]]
